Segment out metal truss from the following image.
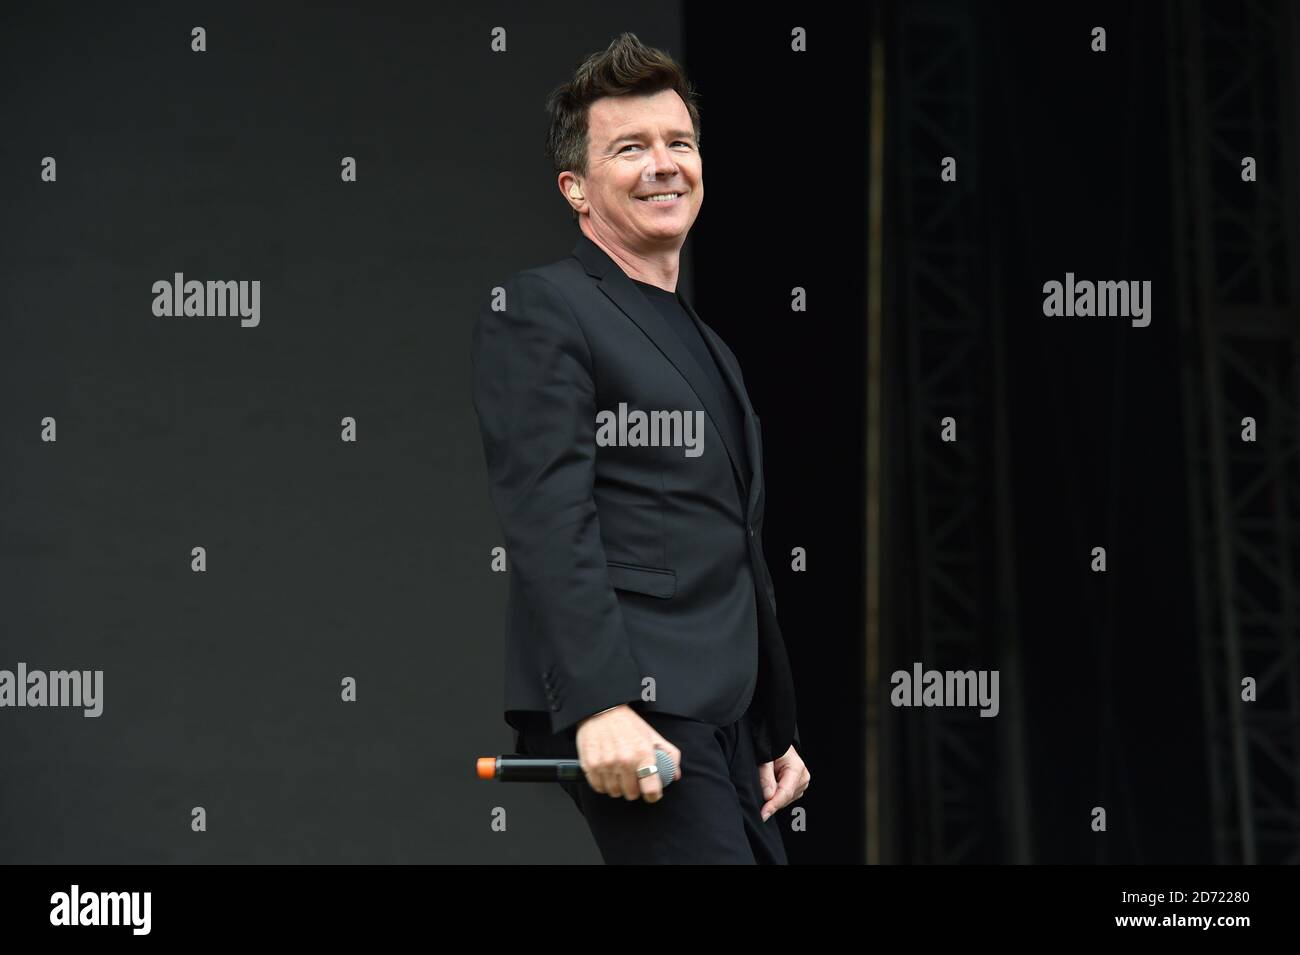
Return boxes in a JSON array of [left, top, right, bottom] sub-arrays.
[[1167, 0, 1300, 864], [891, 0, 1030, 864]]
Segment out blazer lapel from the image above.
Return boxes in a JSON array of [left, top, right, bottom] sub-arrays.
[[678, 292, 763, 523], [571, 235, 752, 505]]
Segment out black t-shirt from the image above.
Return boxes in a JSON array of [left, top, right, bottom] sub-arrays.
[[630, 278, 748, 479]]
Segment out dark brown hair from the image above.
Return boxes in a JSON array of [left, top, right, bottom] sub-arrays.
[[544, 32, 702, 223]]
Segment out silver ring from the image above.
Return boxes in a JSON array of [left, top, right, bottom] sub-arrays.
[[636, 762, 658, 779]]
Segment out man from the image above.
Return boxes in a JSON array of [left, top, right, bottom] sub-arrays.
[[471, 32, 809, 864]]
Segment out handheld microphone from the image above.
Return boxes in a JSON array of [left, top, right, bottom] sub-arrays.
[[476, 750, 678, 789]]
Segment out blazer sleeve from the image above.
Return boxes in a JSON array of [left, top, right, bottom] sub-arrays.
[[471, 270, 644, 737]]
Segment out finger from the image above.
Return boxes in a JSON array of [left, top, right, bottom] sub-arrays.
[[582, 743, 616, 797], [794, 770, 811, 799], [603, 754, 625, 798], [640, 779, 663, 802], [757, 762, 777, 801], [761, 773, 800, 821], [638, 753, 665, 803], [606, 735, 635, 798], [578, 746, 600, 794], [617, 753, 645, 801]]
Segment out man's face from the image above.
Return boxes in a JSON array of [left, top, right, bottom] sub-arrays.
[[568, 88, 702, 251]]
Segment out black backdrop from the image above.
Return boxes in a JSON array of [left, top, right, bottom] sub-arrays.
[[0, 2, 865, 864]]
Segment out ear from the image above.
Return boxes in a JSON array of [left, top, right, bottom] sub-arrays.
[[558, 171, 585, 211]]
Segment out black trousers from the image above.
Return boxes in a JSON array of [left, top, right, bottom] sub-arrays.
[[518, 709, 789, 864]]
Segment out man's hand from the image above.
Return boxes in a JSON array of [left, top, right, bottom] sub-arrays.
[[575, 705, 682, 803], [757, 745, 810, 821]]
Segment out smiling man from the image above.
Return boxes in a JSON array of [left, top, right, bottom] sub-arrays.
[[471, 32, 808, 864]]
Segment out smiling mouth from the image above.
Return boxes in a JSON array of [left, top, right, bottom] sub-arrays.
[[636, 192, 685, 203]]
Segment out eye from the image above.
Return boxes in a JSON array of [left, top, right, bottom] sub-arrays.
[[619, 141, 693, 153]]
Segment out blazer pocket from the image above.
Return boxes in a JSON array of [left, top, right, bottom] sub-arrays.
[[606, 560, 676, 599]]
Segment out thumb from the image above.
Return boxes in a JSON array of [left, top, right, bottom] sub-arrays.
[[757, 761, 776, 799]]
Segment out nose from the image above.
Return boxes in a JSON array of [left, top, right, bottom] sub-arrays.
[[640, 141, 680, 182]]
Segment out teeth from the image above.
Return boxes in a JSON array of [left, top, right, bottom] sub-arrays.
[[642, 193, 680, 202]]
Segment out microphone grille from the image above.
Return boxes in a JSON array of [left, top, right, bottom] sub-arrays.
[[657, 748, 677, 788]]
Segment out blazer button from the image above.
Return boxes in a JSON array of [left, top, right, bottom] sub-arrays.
[[748, 525, 754, 538]]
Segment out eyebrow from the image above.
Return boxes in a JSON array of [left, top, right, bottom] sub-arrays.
[[607, 128, 696, 149]]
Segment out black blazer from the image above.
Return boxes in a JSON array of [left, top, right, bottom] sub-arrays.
[[471, 233, 799, 764]]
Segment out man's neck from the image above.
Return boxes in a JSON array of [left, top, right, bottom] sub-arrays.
[[581, 221, 682, 293]]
